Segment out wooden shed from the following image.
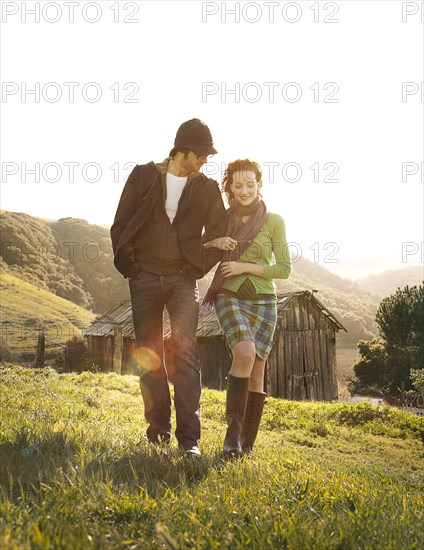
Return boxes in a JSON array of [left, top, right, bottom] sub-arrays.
[[82, 291, 346, 401], [267, 291, 346, 401], [82, 301, 136, 375]]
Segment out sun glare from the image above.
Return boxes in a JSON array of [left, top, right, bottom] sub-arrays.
[[130, 347, 161, 377]]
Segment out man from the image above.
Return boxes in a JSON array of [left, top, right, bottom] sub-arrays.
[[111, 119, 227, 457]]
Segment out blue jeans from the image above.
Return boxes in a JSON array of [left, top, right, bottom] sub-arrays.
[[129, 270, 201, 448]]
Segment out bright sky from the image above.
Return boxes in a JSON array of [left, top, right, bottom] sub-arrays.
[[1, 0, 423, 279]]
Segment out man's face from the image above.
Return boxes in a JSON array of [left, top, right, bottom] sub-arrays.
[[182, 151, 209, 173]]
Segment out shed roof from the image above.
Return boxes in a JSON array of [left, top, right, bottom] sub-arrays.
[[280, 291, 347, 331], [83, 291, 346, 339]]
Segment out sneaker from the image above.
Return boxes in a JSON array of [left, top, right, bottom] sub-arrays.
[[181, 445, 201, 458]]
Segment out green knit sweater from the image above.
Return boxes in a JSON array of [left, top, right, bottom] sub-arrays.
[[220, 212, 291, 296]]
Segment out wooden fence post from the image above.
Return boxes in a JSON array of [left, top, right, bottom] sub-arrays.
[[34, 330, 45, 368], [112, 324, 123, 374]]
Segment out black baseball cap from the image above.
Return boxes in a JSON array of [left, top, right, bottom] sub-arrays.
[[174, 118, 218, 155]]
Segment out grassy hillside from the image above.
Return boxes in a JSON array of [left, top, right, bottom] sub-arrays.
[[0, 367, 422, 549], [49, 217, 130, 313], [0, 211, 94, 309], [356, 266, 423, 297], [0, 273, 96, 361], [0, 211, 130, 314]]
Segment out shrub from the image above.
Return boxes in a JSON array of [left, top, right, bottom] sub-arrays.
[[64, 336, 87, 373]]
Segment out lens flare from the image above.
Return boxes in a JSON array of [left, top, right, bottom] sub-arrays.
[[130, 347, 161, 377]]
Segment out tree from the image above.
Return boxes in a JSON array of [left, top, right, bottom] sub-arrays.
[[352, 283, 424, 394], [376, 283, 424, 388], [376, 285, 421, 349]]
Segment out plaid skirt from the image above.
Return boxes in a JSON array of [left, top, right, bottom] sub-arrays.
[[215, 294, 277, 360]]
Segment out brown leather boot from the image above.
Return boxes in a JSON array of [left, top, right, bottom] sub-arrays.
[[240, 391, 266, 453], [222, 375, 250, 458]]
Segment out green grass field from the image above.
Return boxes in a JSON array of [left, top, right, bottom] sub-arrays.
[[0, 366, 423, 549], [0, 273, 96, 358]]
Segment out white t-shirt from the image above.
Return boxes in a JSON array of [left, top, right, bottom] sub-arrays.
[[165, 172, 187, 223]]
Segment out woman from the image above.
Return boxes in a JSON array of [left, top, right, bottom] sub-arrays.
[[203, 159, 291, 457]]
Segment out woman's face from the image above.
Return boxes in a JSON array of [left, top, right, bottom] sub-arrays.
[[230, 170, 260, 206]]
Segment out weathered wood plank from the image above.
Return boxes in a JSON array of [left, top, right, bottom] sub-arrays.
[[269, 330, 279, 397], [292, 332, 303, 400], [313, 329, 324, 400], [283, 333, 291, 399], [317, 328, 329, 400], [326, 325, 338, 400], [277, 327, 287, 398], [303, 331, 315, 400], [112, 325, 123, 375], [105, 336, 113, 372]]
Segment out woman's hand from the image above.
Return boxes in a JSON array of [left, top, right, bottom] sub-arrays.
[[203, 236, 238, 251], [220, 262, 265, 278], [220, 261, 246, 278]]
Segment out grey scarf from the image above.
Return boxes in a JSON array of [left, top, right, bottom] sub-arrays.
[[202, 196, 268, 307]]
